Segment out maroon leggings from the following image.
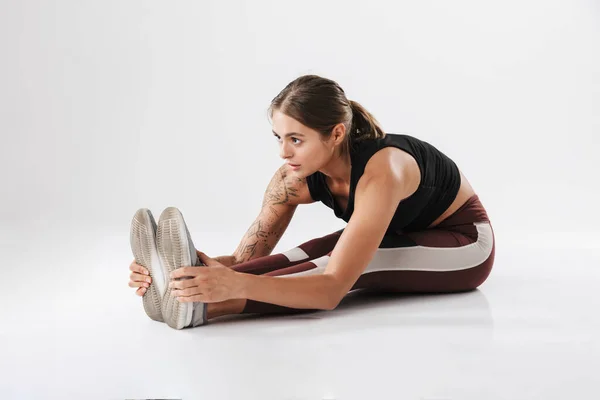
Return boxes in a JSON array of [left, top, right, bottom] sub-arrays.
[[231, 194, 495, 315]]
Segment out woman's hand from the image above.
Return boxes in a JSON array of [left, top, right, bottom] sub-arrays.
[[169, 251, 244, 303], [129, 260, 151, 296]]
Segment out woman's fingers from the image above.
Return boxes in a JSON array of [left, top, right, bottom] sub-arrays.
[[129, 278, 150, 288], [129, 260, 150, 296], [170, 266, 203, 280], [177, 294, 208, 303], [172, 284, 205, 295], [169, 277, 197, 290], [130, 271, 152, 284], [197, 251, 219, 267], [129, 260, 149, 276]]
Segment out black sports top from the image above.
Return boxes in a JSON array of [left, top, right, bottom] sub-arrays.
[[306, 133, 461, 234]]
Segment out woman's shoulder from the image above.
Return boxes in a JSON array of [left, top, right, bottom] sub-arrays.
[[352, 134, 418, 173], [354, 135, 422, 197]]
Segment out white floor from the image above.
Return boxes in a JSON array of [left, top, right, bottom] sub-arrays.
[[1, 228, 599, 400]]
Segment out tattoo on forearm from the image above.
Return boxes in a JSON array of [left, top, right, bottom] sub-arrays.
[[236, 214, 285, 261], [269, 205, 281, 219], [262, 168, 305, 207], [235, 165, 302, 262]]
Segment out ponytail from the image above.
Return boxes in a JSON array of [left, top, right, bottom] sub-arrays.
[[348, 100, 386, 142]]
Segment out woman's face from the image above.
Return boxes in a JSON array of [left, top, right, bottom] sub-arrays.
[[271, 110, 335, 178]]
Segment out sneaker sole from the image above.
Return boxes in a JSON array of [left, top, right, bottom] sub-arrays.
[[156, 207, 198, 330], [130, 208, 165, 323]]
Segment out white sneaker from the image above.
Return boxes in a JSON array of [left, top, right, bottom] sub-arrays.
[[129, 208, 166, 323], [156, 207, 207, 330]]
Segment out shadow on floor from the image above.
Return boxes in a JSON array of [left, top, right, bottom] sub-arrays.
[[208, 288, 494, 334]]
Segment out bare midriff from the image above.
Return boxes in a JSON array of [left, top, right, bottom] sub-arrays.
[[426, 170, 475, 228]]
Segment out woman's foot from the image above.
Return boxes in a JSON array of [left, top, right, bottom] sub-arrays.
[[130, 208, 166, 323], [156, 207, 207, 329]]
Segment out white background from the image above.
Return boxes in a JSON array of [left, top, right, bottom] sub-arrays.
[[2, 0, 598, 246], [1, 1, 599, 399]]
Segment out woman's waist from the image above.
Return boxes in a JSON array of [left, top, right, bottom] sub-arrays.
[[435, 193, 491, 228]]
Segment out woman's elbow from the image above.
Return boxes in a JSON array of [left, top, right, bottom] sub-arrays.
[[321, 277, 346, 310], [326, 299, 342, 311], [320, 298, 339, 311]]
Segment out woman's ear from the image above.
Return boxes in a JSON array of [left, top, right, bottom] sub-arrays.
[[331, 123, 347, 145]]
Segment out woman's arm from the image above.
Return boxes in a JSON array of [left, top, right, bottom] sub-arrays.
[[238, 271, 341, 310], [235, 148, 418, 310], [173, 148, 419, 309], [236, 174, 406, 310], [214, 163, 315, 267]]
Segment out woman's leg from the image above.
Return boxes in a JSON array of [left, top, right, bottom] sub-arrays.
[[233, 194, 496, 318]]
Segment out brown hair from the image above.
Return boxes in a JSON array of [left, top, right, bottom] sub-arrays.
[[268, 74, 385, 158]]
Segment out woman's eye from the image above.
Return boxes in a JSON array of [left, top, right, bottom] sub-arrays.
[[274, 136, 301, 145]]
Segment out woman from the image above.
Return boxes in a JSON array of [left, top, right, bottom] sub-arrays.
[[128, 74, 496, 330]]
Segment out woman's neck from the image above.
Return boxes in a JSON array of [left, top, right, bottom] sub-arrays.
[[319, 149, 352, 186]]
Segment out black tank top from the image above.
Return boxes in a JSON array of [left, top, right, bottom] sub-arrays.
[[306, 133, 461, 233]]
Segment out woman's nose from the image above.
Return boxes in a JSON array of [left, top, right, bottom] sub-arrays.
[[279, 143, 291, 159]]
